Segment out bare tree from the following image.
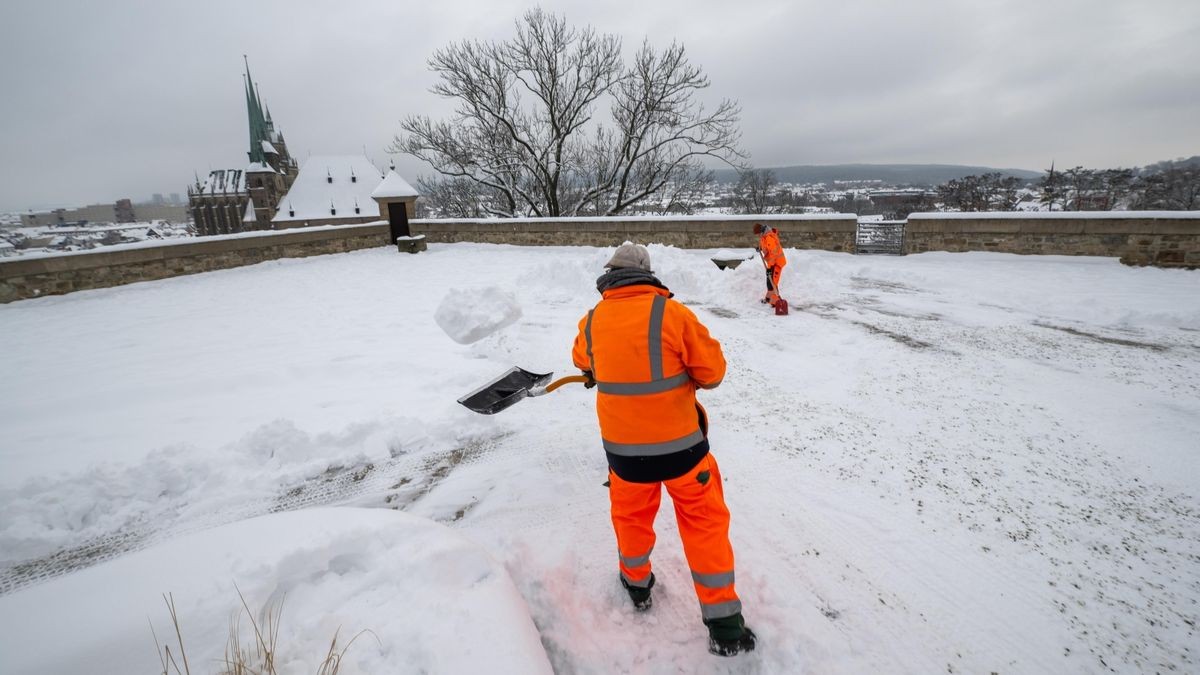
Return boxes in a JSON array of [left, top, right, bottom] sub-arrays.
[[1099, 168, 1135, 210], [1039, 163, 1063, 211], [938, 173, 1022, 212], [651, 169, 715, 215], [416, 175, 489, 218], [1134, 165, 1200, 210], [732, 169, 776, 214], [392, 8, 745, 217], [1060, 166, 1095, 210]]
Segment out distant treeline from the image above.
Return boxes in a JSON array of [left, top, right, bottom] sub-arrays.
[[722, 156, 1199, 218], [713, 163, 1043, 186], [941, 158, 1200, 212]]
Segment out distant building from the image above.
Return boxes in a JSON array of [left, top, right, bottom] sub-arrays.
[[114, 198, 135, 223], [868, 189, 936, 217], [272, 155, 384, 228], [188, 59, 298, 236], [132, 203, 190, 221], [20, 201, 187, 227], [20, 209, 69, 228]]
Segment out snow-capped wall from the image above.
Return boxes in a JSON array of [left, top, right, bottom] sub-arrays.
[[906, 211, 1200, 266], [1, 212, 1197, 304], [411, 214, 858, 250]]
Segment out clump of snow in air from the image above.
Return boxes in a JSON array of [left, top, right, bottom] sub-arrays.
[[434, 286, 523, 344], [1, 243, 1198, 673]]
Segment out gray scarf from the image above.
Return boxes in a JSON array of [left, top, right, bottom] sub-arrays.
[[595, 267, 670, 294]]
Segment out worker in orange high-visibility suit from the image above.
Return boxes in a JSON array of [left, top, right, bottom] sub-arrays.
[[571, 243, 756, 657], [754, 223, 787, 305]]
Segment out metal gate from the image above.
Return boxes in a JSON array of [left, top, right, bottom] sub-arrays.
[[855, 220, 906, 255]]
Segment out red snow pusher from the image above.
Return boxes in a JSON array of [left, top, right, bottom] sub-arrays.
[[457, 367, 590, 414]]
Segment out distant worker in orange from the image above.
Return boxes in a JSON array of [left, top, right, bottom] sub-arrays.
[[571, 243, 756, 657], [753, 223, 787, 305]]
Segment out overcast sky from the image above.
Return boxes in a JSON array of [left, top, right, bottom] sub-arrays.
[[1, 0, 1197, 212]]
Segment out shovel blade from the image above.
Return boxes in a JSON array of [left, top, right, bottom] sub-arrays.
[[457, 367, 553, 415]]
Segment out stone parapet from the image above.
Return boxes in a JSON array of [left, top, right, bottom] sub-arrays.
[[0, 223, 391, 303], [411, 215, 858, 250], [0, 215, 854, 304], [905, 212, 1200, 268], [5, 212, 1194, 304]]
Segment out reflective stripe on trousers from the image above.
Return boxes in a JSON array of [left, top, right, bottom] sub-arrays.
[[608, 454, 740, 621]]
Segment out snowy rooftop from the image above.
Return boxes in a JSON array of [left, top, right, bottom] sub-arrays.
[[196, 168, 246, 195], [273, 154, 383, 223], [0, 245, 1197, 672], [370, 170, 419, 199]]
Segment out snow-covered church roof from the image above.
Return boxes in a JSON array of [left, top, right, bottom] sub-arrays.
[[371, 170, 419, 199], [273, 155, 384, 224], [196, 169, 247, 195]]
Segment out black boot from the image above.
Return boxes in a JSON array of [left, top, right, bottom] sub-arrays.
[[620, 573, 654, 611], [705, 613, 757, 656]]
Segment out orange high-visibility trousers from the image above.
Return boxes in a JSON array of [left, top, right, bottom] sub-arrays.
[[609, 453, 741, 621], [765, 264, 784, 303]]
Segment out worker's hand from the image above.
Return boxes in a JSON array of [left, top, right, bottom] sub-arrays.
[[582, 370, 597, 389]]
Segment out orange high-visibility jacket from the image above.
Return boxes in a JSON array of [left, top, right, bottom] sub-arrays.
[[758, 227, 787, 268], [572, 284, 726, 462]]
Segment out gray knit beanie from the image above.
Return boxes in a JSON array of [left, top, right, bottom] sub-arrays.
[[604, 243, 652, 272]]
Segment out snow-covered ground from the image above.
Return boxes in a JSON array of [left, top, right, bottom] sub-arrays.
[[1, 243, 1198, 673]]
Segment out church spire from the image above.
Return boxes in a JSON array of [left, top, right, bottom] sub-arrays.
[[244, 56, 267, 165]]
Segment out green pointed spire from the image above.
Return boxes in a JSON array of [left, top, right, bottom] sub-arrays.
[[244, 56, 267, 165]]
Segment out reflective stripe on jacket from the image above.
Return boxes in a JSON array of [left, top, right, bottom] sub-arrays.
[[572, 284, 725, 458], [758, 228, 787, 268]]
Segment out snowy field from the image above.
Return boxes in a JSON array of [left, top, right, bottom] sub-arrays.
[[1, 243, 1198, 674]]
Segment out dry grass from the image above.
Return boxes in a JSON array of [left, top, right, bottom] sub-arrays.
[[151, 586, 378, 675]]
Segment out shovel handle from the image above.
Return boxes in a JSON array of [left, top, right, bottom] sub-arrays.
[[544, 375, 591, 393]]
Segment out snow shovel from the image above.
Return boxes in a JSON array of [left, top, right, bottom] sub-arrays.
[[758, 251, 789, 316], [458, 367, 590, 415]]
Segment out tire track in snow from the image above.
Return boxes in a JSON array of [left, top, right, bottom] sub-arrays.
[[0, 433, 514, 596]]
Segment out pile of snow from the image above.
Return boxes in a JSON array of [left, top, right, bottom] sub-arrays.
[[711, 248, 752, 261], [434, 287, 523, 344], [0, 508, 551, 674], [0, 417, 447, 566]]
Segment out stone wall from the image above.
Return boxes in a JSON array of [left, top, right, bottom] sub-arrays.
[[0, 223, 391, 303], [0, 215, 854, 304], [5, 212, 1195, 304], [905, 212, 1200, 268], [412, 214, 858, 250]]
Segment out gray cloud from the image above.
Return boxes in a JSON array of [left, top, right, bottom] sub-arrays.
[[1, 0, 1197, 211]]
